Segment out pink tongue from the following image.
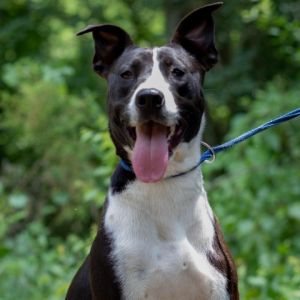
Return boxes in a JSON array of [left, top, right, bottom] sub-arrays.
[[132, 122, 169, 183]]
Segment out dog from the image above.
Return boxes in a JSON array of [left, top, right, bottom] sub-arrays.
[[66, 2, 239, 299]]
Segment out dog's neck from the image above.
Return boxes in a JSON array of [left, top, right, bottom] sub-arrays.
[[110, 130, 209, 219], [108, 158, 213, 249], [164, 128, 204, 178]]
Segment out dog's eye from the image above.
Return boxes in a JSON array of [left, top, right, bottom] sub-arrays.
[[172, 68, 185, 78], [120, 70, 134, 80]]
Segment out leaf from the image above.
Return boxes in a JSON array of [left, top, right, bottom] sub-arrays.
[[287, 203, 300, 221], [0, 246, 10, 258], [8, 193, 28, 209]]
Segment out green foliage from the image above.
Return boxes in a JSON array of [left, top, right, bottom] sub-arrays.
[[204, 80, 300, 299], [0, 220, 94, 300], [0, 0, 300, 299], [0, 59, 115, 298]]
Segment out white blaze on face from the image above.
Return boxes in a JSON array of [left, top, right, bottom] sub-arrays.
[[128, 47, 178, 124]]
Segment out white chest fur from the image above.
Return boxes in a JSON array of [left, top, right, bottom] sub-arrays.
[[105, 171, 228, 300]]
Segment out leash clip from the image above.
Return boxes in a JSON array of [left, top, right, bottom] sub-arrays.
[[200, 141, 216, 164]]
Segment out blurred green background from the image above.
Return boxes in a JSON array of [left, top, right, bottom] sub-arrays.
[[0, 0, 300, 299]]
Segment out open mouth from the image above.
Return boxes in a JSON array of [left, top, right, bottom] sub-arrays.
[[127, 121, 185, 183]]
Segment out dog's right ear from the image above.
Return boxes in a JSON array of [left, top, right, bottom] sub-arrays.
[[77, 25, 133, 77]]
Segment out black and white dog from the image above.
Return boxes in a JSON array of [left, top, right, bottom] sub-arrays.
[[66, 2, 239, 299]]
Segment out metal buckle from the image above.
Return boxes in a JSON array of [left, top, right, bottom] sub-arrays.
[[200, 141, 216, 163]]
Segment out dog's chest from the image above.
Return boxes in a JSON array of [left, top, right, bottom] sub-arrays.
[[105, 177, 228, 300]]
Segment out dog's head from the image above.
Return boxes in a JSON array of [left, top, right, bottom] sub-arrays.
[[78, 2, 222, 183]]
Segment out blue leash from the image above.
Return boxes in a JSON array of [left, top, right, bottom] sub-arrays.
[[200, 108, 300, 163], [120, 108, 300, 178]]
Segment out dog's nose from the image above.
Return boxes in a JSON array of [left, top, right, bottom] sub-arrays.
[[136, 89, 165, 112]]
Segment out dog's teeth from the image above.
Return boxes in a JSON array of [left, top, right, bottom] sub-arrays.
[[168, 126, 175, 139]]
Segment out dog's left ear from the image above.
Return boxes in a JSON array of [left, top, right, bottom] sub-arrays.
[[77, 24, 133, 77], [171, 2, 223, 71]]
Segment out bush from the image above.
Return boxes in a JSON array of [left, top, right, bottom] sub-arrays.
[[0, 220, 95, 300], [204, 79, 300, 299]]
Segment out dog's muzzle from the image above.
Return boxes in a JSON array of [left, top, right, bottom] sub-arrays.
[[127, 88, 185, 183]]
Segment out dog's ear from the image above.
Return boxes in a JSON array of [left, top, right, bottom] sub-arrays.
[[171, 2, 222, 71], [77, 25, 133, 77]]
